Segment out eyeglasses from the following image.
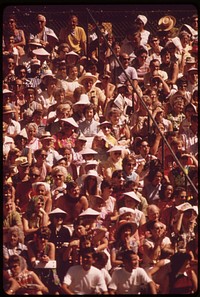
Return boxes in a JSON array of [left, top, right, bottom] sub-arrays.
[[116, 175, 124, 179], [8, 62, 15, 65], [181, 195, 187, 198], [154, 226, 164, 230], [54, 215, 64, 219], [55, 174, 63, 178], [141, 144, 149, 148], [40, 154, 47, 157], [140, 55, 147, 59], [123, 58, 130, 61], [37, 20, 45, 23], [8, 20, 15, 23], [39, 235, 49, 239], [102, 126, 111, 129]]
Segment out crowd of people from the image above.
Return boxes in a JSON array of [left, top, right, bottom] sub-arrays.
[[3, 9, 198, 295]]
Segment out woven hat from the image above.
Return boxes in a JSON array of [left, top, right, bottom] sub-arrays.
[[82, 169, 102, 184], [158, 15, 176, 31], [84, 160, 99, 167], [28, 38, 43, 47], [79, 207, 100, 217], [40, 131, 55, 141], [73, 94, 90, 106], [41, 69, 55, 79], [118, 207, 135, 217], [185, 56, 196, 64], [98, 120, 112, 127], [3, 105, 14, 114], [66, 51, 80, 58], [3, 89, 13, 95], [80, 148, 98, 155], [14, 156, 29, 167], [107, 145, 124, 153], [123, 191, 141, 203], [32, 48, 50, 56], [114, 219, 137, 240], [49, 208, 67, 217], [76, 132, 87, 142], [187, 67, 198, 72], [32, 181, 50, 192], [60, 117, 79, 128], [136, 14, 147, 26], [78, 72, 97, 85]]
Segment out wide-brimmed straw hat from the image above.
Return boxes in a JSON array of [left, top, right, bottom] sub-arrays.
[[28, 38, 43, 47], [82, 169, 102, 184], [79, 207, 100, 217], [49, 208, 67, 217], [32, 48, 50, 56], [3, 105, 14, 114], [114, 219, 137, 240], [158, 15, 176, 31], [40, 131, 55, 141], [123, 191, 141, 203], [78, 72, 97, 85], [60, 117, 79, 128], [73, 94, 90, 106]]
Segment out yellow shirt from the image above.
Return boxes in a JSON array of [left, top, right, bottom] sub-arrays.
[[59, 26, 86, 54]]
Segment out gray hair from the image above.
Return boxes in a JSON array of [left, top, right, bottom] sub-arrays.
[[8, 226, 25, 244], [51, 165, 68, 177]]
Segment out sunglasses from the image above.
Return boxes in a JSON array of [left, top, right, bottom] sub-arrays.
[[39, 235, 49, 239], [154, 226, 164, 230], [114, 152, 121, 155], [123, 58, 130, 61], [40, 154, 47, 157], [126, 163, 135, 166]]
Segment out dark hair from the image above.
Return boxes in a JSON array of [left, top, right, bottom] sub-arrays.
[[15, 65, 27, 77], [160, 47, 171, 56], [101, 179, 112, 192], [83, 103, 96, 116], [36, 226, 51, 239], [67, 181, 78, 191], [135, 46, 148, 57], [159, 182, 173, 200], [80, 246, 95, 256], [172, 186, 186, 198], [121, 249, 137, 261], [112, 169, 123, 179]]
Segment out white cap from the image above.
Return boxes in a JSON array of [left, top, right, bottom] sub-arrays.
[[136, 15, 147, 26]]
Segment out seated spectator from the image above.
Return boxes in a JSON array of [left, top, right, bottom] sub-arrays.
[[4, 255, 49, 295], [78, 103, 99, 137]]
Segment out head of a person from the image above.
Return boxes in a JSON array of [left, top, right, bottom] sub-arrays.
[[83, 103, 96, 121], [121, 250, 140, 271], [80, 247, 95, 271], [172, 187, 187, 204], [36, 226, 51, 241], [135, 46, 148, 63], [51, 165, 67, 184], [122, 154, 137, 173], [7, 226, 25, 245], [68, 14, 78, 29], [8, 255, 27, 276], [147, 204, 160, 221], [120, 52, 130, 68], [159, 182, 174, 201], [67, 181, 80, 198], [93, 251, 108, 270], [36, 14, 46, 29], [112, 169, 125, 187], [100, 179, 113, 194]]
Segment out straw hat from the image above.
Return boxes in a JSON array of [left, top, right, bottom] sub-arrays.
[[40, 131, 55, 141], [114, 220, 137, 240], [76, 132, 87, 142], [28, 38, 43, 47], [79, 207, 100, 217], [98, 121, 112, 127], [158, 15, 176, 31], [14, 156, 29, 167], [187, 67, 198, 73], [60, 117, 79, 128], [82, 169, 103, 184], [41, 69, 55, 79], [73, 94, 90, 106], [118, 207, 135, 217], [32, 181, 50, 192], [3, 89, 13, 95], [66, 51, 80, 58], [32, 48, 50, 56], [46, 31, 59, 42], [80, 148, 98, 155], [49, 208, 67, 217], [3, 105, 14, 114], [107, 145, 124, 153], [123, 191, 141, 203], [185, 56, 196, 64], [78, 72, 97, 85]]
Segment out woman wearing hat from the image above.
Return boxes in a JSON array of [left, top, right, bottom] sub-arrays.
[[80, 170, 102, 207], [110, 219, 138, 269], [78, 72, 106, 116], [99, 146, 124, 180], [48, 208, 71, 282], [52, 117, 78, 152]]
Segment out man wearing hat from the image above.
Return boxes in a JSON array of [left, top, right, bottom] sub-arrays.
[[3, 105, 21, 139], [78, 72, 106, 116], [40, 131, 60, 167], [12, 156, 30, 187], [157, 15, 177, 47]]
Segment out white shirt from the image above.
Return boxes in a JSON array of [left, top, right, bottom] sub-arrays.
[[109, 266, 152, 294], [63, 265, 107, 294]]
